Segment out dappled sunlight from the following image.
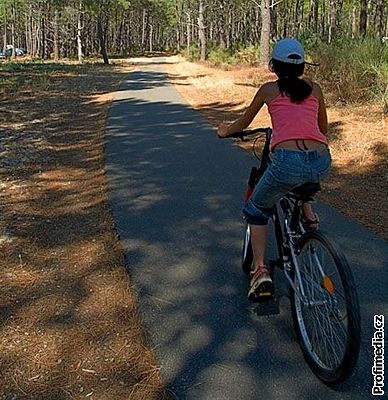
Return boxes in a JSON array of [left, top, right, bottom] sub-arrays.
[[0, 62, 165, 398], [166, 56, 388, 241], [104, 59, 388, 399]]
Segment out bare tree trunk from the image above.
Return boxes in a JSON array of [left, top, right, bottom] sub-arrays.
[[11, 0, 16, 59], [352, 0, 358, 37], [3, 3, 7, 51], [149, 23, 153, 52], [260, 0, 270, 66], [328, 0, 336, 42], [97, 12, 109, 64], [186, 11, 191, 58], [77, 0, 83, 63], [359, 0, 367, 36], [54, 8, 59, 61], [141, 8, 146, 50], [321, 0, 326, 36], [311, 0, 319, 33], [198, 0, 207, 61], [375, 0, 384, 38]]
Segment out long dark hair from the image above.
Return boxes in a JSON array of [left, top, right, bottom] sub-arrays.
[[269, 58, 312, 103]]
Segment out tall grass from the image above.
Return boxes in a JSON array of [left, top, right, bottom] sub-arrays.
[[305, 38, 388, 110]]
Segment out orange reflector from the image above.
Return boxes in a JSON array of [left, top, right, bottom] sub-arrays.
[[323, 276, 335, 294]]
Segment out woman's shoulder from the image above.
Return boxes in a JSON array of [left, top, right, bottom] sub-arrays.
[[303, 77, 322, 98], [259, 81, 280, 102], [261, 81, 278, 91]]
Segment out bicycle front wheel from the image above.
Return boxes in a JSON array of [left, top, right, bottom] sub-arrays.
[[290, 231, 361, 384]]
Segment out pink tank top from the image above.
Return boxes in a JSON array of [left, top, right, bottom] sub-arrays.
[[268, 94, 328, 150]]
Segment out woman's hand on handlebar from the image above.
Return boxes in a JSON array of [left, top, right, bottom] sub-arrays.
[[217, 123, 230, 138]]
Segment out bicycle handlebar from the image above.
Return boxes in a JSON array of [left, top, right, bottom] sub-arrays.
[[230, 127, 271, 139]]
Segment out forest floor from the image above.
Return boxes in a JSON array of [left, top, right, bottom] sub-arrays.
[[165, 56, 388, 240], [0, 61, 168, 399]]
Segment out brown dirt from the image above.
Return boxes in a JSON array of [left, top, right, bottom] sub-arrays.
[[0, 61, 168, 399], [166, 56, 388, 240]]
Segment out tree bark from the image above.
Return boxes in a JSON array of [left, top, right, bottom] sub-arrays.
[[186, 11, 191, 59], [351, 0, 358, 38], [77, 0, 83, 63], [260, 0, 271, 67], [11, 0, 16, 59], [328, 0, 337, 42], [97, 12, 109, 64], [375, 0, 384, 38], [149, 22, 153, 52], [359, 0, 367, 36], [198, 0, 207, 61], [141, 8, 146, 50], [54, 8, 59, 61]]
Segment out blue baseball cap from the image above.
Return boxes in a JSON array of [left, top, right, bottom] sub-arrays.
[[272, 38, 305, 64]]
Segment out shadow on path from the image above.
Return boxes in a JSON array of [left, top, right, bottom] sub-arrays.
[[106, 64, 388, 400]]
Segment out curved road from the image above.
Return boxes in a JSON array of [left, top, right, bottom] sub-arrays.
[[106, 58, 388, 400]]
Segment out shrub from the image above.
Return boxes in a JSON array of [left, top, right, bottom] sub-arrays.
[[305, 37, 388, 110], [235, 45, 260, 65], [207, 47, 236, 65]]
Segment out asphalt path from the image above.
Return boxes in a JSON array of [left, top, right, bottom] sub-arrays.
[[106, 58, 388, 400]]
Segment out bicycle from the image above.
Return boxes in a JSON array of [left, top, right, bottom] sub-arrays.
[[233, 127, 361, 385]]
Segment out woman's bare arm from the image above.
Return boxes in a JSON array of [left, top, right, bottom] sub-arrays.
[[314, 83, 328, 135], [217, 84, 267, 137]]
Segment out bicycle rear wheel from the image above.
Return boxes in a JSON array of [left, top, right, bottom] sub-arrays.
[[290, 231, 361, 384]]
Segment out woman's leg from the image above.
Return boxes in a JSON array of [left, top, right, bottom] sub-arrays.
[[250, 224, 268, 268], [302, 203, 316, 220]]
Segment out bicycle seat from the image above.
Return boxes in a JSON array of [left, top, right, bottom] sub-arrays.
[[290, 182, 321, 197]]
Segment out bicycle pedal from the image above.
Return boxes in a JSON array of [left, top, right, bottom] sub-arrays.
[[248, 282, 275, 303], [249, 292, 275, 303]]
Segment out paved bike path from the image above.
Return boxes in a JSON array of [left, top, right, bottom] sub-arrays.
[[106, 59, 388, 400]]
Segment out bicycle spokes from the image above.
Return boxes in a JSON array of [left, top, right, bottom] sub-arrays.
[[291, 233, 360, 383]]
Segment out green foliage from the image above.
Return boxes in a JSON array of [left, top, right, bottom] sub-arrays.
[[234, 45, 260, 65], [182, 44, 200, 62], [189, 44, 259, 66], [207, 47, 237, 65], [306, 38, 388, 108]]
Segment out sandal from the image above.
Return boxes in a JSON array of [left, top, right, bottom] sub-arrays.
[[301, 213, 320, 231], [248, 265, 274, 302]]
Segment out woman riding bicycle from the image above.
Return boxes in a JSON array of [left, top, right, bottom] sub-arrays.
[[217, 38, 331, 301]]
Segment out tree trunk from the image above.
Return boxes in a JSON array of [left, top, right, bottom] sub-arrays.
[[149, 23, 153, 52], [351, 0, 358, 37], [198, 0, 206, 61], [3, 3, 7, 51], [375, 0, 384, 38], [97, 12, 109, 64], [359, 0, 367, 36], [11, 0, 16, 59], [77, 0, 83, 63], [54, 9, 59, 61], [141, 8, 146, 50], [328, 0, 336, 42], [260, 0, 271, 66], [186, 11, 191, 58], [311, 0, 319, 33]]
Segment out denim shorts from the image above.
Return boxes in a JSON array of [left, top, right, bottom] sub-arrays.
[[242, 148, 331, 225]]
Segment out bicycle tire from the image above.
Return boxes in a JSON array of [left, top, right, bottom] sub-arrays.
[[289, 230, 361, 384], [241, 223, 253, 275]]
